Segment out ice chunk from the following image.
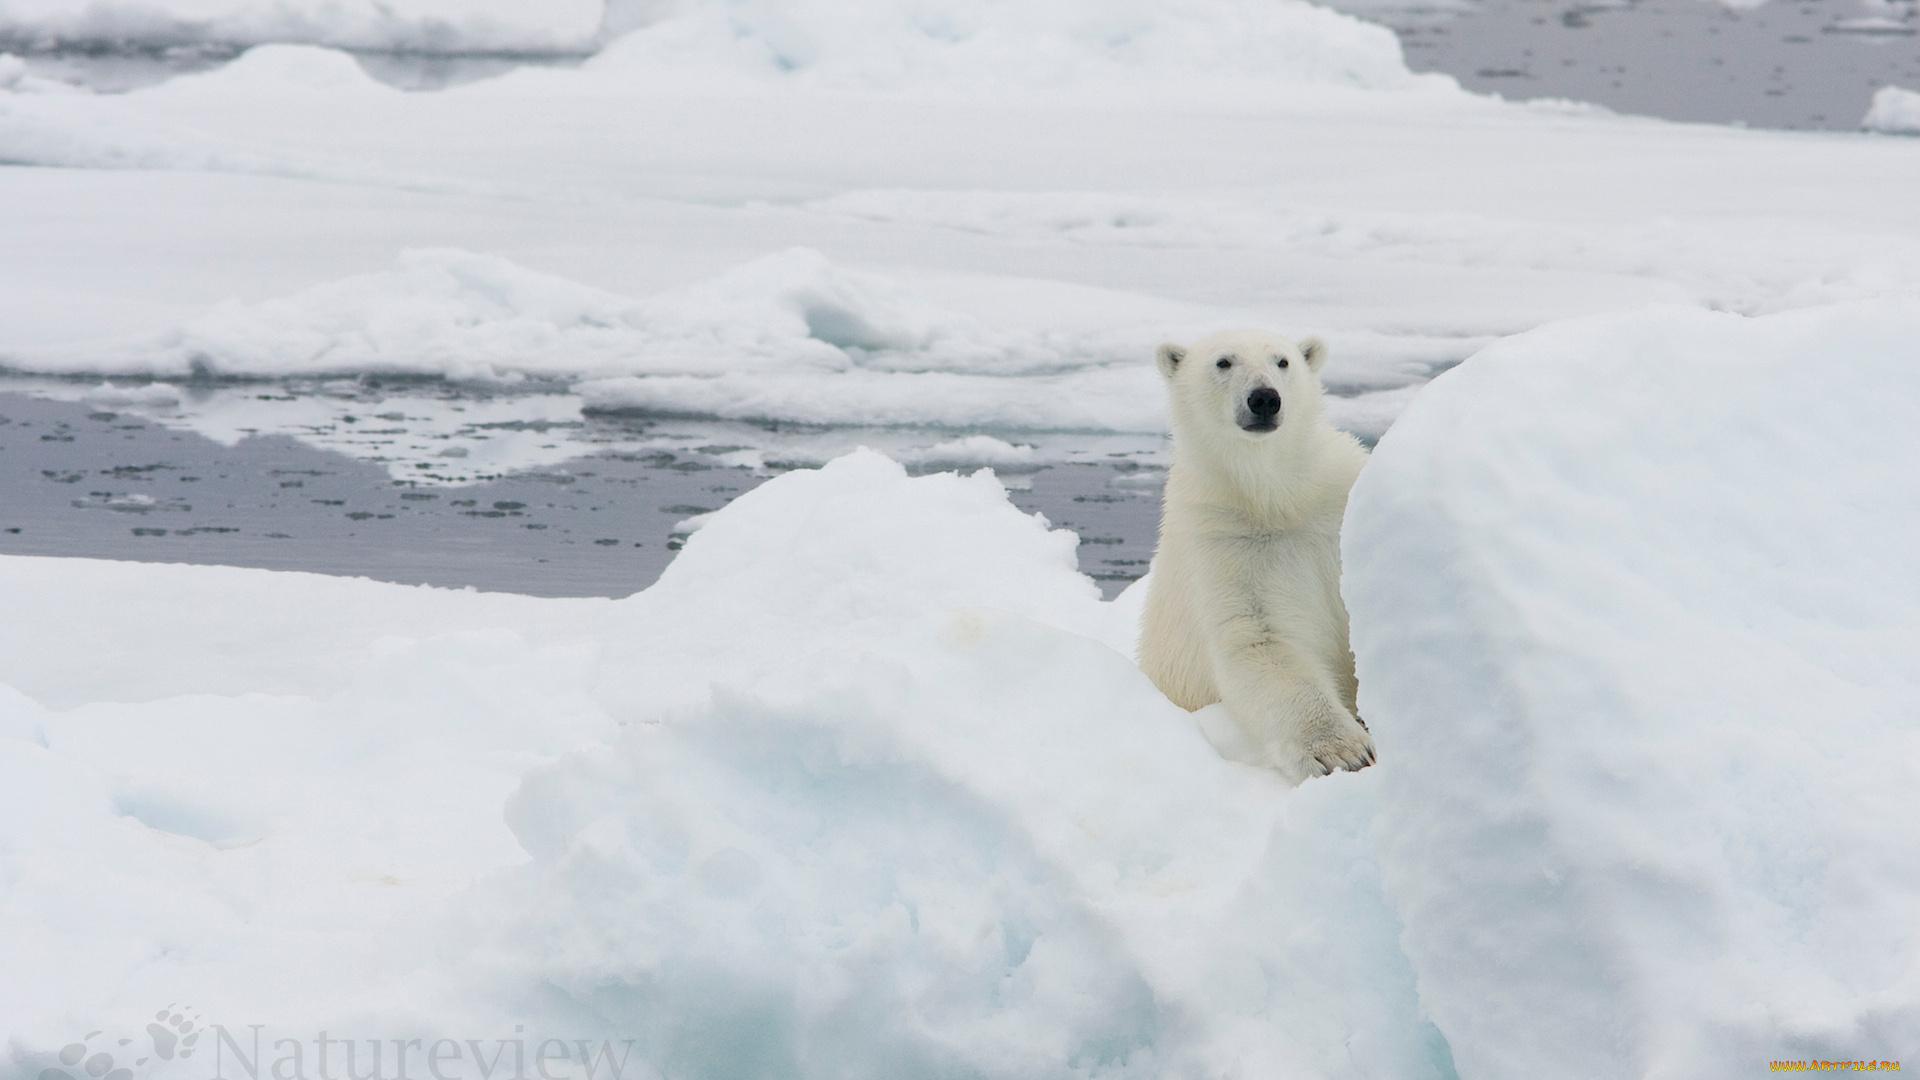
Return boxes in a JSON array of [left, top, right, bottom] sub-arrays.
[[894, 435, 1040, 471], [1864, 85, 1920, 135], [143, 43, 396, 97], [80, 381, 182, 407], [1344, 302, 1920, 1075]]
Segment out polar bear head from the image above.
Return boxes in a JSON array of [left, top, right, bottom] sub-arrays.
[[1155, 329, 1330, 444]]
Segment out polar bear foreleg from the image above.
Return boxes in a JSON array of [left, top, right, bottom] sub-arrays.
[[1210, 637, 1375, 783]]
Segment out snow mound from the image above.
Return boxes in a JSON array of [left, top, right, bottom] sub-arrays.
[[1344, 302, 1920, 1076], [0, 0, 605, 55], [0, 450, 1457, 1077], [586, 0, 1416, 97], [1864, 84, 1920, 135]]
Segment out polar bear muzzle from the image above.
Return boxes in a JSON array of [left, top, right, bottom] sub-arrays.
[[1239, 387, 1282, 433]]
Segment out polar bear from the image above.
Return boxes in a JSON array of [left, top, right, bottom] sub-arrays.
[[1137, 329, 1375, 782]]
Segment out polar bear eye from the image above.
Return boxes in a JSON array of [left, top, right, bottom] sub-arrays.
[[1215, 357, 1232, 369], [1277, 357, 1289, 369]]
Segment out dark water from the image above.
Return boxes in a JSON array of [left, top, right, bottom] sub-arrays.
[[0, 41, 573, 93], [0, 390, 1164, 598], [1364, 0, 1919, 129]]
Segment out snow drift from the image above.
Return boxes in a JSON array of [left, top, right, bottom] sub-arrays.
[[1345, 302, 1920, 1076], [0, 450, 1456, 1080]]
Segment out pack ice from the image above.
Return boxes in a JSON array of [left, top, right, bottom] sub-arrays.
[[4, 300, 1916, 1077], [4, 0, 1920, 1070]]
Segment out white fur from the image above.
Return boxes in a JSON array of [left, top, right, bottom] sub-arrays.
[[1138, 329, 1375, 783]]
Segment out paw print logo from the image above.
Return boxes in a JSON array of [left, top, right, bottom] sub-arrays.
[[142, 1005, 203, 1064], [40, 1005, 203, 1080]]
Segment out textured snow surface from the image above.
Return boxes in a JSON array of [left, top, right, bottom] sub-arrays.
[[1344, 302, 1920, 1077], [0, 450, 1454, 1079]]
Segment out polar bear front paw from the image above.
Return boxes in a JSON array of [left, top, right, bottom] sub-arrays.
[[1300, 724, 1376, 777]]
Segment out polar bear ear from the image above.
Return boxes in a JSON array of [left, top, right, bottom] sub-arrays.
[[1155, 343, 1187, 379], [1300, 336, 1329, 372]]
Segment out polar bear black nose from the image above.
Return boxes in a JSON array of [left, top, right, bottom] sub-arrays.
[[1248, 388, 1281, 417]]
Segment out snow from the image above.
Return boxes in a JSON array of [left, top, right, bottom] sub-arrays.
[[1864, 85, 1920, 135], [2, 450, 1450, 1078], [21, 245, 1145, 394], [1343, 301, 1920, 1075]]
